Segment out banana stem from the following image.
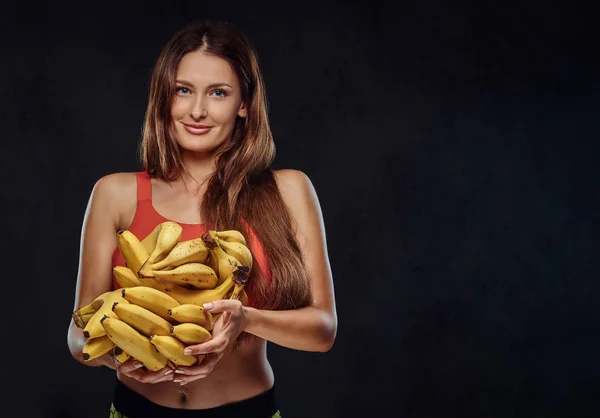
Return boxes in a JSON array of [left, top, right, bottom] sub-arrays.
[[201, 231, 218, 249], [72, 311, 86, 329]]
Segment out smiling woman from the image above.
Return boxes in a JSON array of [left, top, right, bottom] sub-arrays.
[[67, 17, 337, 418], [170, 52, 246, 151]]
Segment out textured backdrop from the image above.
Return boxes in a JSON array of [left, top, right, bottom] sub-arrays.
[[1, 1, 598, 417]]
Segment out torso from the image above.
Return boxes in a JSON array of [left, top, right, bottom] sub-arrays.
[[111, 172, 274, 409]]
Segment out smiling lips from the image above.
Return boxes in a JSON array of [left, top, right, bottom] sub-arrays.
[[183, 123, 212, 135]]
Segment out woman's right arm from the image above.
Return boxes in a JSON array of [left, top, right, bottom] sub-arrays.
[[67, 174, 175, 383], [67, 174, 124, 370]]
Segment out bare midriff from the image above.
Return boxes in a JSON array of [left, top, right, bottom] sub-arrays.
[[117, 338, 274, 409]]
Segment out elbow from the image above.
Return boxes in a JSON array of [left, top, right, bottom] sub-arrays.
[[317, 335, 336, 353], [67, 321, 86, 365], [316, 313, 337, 353], [67, 325, 81, 362]]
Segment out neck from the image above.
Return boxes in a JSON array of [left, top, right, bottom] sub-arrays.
[[178, 150, 218, 191]]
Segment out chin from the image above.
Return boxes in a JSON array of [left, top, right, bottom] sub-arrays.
[[178, 143, 221, 154], [175, 134, 223, 154], [180, 142, 231, 155]]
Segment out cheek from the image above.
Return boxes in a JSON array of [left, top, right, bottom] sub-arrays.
[[212, 104, 242, 124], [171, 101, 187, 119]]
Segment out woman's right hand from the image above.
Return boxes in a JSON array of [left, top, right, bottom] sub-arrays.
[[115, 358, 175, 384], [98, 350, 175, 384]]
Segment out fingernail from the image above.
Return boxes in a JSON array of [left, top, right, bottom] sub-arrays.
[[175, 369, 185, 374], [135, 362, 144, 368], [173, 379, 182, 383], [203, 302, 213, 310], [184, 349, 192, 355], [164, 369, 173, 375]]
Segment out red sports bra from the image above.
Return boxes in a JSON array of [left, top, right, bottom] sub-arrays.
[[110, 171, 271, 307]]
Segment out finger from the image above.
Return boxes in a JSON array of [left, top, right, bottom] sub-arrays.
[[149, 369, 176, 384], [204, 299, 242, 314], [118, 360, 146, 374], [121, 367, 174, 384], [174, 354, 221, 384], [184, 336, 230, 356]]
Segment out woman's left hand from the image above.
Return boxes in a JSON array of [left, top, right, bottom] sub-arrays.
[[172, 299, 247, 385]]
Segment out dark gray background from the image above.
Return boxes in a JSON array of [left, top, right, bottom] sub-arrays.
[[2, 1, 598, 417]]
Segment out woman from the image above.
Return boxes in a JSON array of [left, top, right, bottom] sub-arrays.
[[67, 18, 337, 418]]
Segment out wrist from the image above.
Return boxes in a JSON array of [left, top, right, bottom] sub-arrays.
[[243, 306, 259, 335]]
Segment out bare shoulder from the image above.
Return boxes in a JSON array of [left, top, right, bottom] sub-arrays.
[[273, 169, 317, 205], [272, 169, 323, 229], [90, 172, 138, 229], [91, 172, 137, 204]]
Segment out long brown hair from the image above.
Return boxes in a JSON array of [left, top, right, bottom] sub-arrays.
[[139, 19, 312, 316]]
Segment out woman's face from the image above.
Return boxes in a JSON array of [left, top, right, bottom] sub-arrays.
[[170, 50, 247, 154]]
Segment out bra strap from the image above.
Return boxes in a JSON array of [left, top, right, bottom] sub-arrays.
[[136, 171, 152, 202]]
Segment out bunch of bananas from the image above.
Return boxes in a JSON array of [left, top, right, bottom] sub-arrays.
[[71, 221, 254, 370]]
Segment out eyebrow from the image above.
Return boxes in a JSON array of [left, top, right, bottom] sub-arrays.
[[175, 79, 233, 89]]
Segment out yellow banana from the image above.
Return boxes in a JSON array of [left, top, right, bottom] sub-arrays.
[[218, 238, 253, 270], [117, 230, 150, 276], [83, 310, 118, 339], [148, 221, 183, 264], [82, 335, 115, 361], [141, 223, 162, 255], [113, 346, 130, 363], [82, 290, 129, 339], [229, 269, 249, 302], [239, 288, 249, 306], [214, 230, 247, 246], [168, 304, 214, 330], [121, 286, 180, 322], [160, 266, 250, 307], [73, 307, 97, 329], [112, 301, 172, 337], [151, 278, 178, 291], [73, 297, 104, 328], [129, 276, 177, 293], [148, 335, 198, 366], [113, 266, 142, 288], [139, 222, 183, 277], [202, 251, 219, 279], [78, 312, 95, 327], [72, 288, 119, 327], [100, 315, 168, 371], [170, 323, 212, 345], [73, 299, 98, 317], [137, 276, 162, 288], [152, 263, 217, 289], [201, 231, 241, 285], [151, 238, 209, 270]]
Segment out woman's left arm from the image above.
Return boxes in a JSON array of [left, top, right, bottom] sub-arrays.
[[177, 170, 337, 382], [242, 169, 337, 352]]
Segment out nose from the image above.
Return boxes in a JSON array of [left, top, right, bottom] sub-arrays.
[[190, 96, 207, 120]]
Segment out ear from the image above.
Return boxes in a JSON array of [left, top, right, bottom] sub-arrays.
[[237, 102, 248, 118]]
